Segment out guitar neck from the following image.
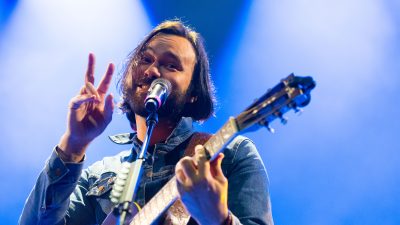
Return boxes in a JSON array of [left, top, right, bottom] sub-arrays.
[[129, 117, 239, 225]]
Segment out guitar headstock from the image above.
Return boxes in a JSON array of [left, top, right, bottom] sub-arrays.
[[235, 74, 316, 133]]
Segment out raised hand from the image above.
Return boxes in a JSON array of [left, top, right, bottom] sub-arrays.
[[58, 53, 115, 162], [175, 145, 229, 225]]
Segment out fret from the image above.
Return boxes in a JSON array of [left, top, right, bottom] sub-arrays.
[[204, 117, 238, 157], [236, 90, 289, 130], [138, 212, 144, 224], [130, 177, 178, 225], [143, 207, 150, 224]]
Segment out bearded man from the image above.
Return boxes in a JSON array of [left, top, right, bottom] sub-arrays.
[[20, 20, 273, 225]]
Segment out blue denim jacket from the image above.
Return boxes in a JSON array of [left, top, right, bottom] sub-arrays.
[[19, 117, 273, 225]]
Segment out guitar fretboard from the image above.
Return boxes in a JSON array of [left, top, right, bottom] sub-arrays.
[[129, 117, 239, 225]]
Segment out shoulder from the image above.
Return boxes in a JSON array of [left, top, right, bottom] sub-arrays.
[[222, 135, 266, 176], [223, 135, 261, 163], [84, 150, 131, 180]]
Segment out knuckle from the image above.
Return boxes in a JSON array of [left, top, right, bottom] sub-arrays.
[[179, 157, 193, 166], [193, 176, 205, 185], [220, 176, 228, 183], [69, 98, 81, 109], [175, 165, 183, 174], [195, 144, 204, 150], [181, 184, 194, 194]]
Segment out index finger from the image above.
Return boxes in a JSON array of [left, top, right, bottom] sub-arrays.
[[97, 63, 115, 96], [195, 145, 210, 178], [85, 53, 95, 84]]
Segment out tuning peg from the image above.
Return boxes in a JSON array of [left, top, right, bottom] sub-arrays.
[[293, 107, 304, 115], [279, 115, 288, 125], [266, 124, 275, 133], [260, 120, 275, 133]]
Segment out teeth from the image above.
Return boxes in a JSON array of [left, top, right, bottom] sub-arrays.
[[137, 84, 149, 91]]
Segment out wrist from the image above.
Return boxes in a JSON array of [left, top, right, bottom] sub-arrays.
[[199, 208, 229, 225], [55, 145, 85, 163], [57, 134, 89, 162]]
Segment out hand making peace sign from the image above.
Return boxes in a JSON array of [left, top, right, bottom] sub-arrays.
[[58, 53, 115, 162]]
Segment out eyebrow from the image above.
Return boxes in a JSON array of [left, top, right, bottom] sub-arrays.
[[143, 46, 181, 63]]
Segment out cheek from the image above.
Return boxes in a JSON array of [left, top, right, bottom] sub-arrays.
[[124, 73, 133, 92], [137, 64, 148, 75], [175, 70, 193, 91], [171, 76, 191, 95], [131, 64, 148, 83], [132, 68, 141, 82], [182, 74, 193, 94]]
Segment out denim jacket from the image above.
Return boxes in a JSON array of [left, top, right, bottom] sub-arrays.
[[19, 117, 273, 225]]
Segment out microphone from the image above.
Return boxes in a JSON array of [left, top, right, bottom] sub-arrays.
[[144, 78, 172, 112]]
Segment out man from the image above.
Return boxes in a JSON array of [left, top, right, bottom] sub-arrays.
[[20, 20, 273, 225]]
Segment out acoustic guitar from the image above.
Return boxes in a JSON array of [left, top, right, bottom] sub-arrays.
[[102, 74, 316, 225]]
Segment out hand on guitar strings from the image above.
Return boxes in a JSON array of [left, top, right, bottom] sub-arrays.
[[175, 145, 229, 225]]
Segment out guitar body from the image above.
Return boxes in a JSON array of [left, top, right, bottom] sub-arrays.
[[102, 199, 190, 225]]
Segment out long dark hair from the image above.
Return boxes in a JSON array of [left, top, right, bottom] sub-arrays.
[[119, 20, 216, 129]]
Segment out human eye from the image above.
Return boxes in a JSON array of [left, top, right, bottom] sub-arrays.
[[139, 54, 153, 64], [165, 62, 178, 71]]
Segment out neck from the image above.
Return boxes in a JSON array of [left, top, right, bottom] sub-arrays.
[[135, 114, 179, 146]]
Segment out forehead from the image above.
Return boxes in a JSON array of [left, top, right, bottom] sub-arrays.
[[144, 34, 196, 65]]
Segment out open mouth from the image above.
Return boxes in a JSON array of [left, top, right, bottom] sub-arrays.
[[136, 83, 150, 91], [135, 78, 153, 92]]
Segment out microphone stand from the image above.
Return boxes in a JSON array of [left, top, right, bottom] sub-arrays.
[[115, 112, 158, 225]]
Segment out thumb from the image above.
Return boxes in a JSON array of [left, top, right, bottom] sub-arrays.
[[210, 153, 226, 182]]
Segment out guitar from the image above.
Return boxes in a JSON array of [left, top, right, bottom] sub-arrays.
[[102, 74, 316, 225]]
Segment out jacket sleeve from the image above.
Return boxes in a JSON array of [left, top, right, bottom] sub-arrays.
[[223, 137, 274, 225], [19, 148, 96, 225]]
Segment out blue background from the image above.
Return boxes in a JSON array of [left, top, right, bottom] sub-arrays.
[[1, 0, 399, 224]]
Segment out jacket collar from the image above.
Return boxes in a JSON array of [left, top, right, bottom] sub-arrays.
[[108, 117, 194, 152]]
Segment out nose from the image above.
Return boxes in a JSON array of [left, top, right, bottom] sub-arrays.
[[144, 62, 161, 79]]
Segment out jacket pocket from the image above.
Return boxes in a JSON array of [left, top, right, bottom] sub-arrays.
[[86, 172, 116, 197]]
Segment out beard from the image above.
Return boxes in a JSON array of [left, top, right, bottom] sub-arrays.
[[127, 78, 190, 122]]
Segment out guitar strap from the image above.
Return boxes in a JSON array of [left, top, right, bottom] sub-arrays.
[[162, 132, 212, 225]]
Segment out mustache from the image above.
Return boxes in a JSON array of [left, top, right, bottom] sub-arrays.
[[134, 76, 154, 86]]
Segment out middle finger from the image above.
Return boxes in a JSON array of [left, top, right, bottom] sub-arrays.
[[97, 63, 115, 97]]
